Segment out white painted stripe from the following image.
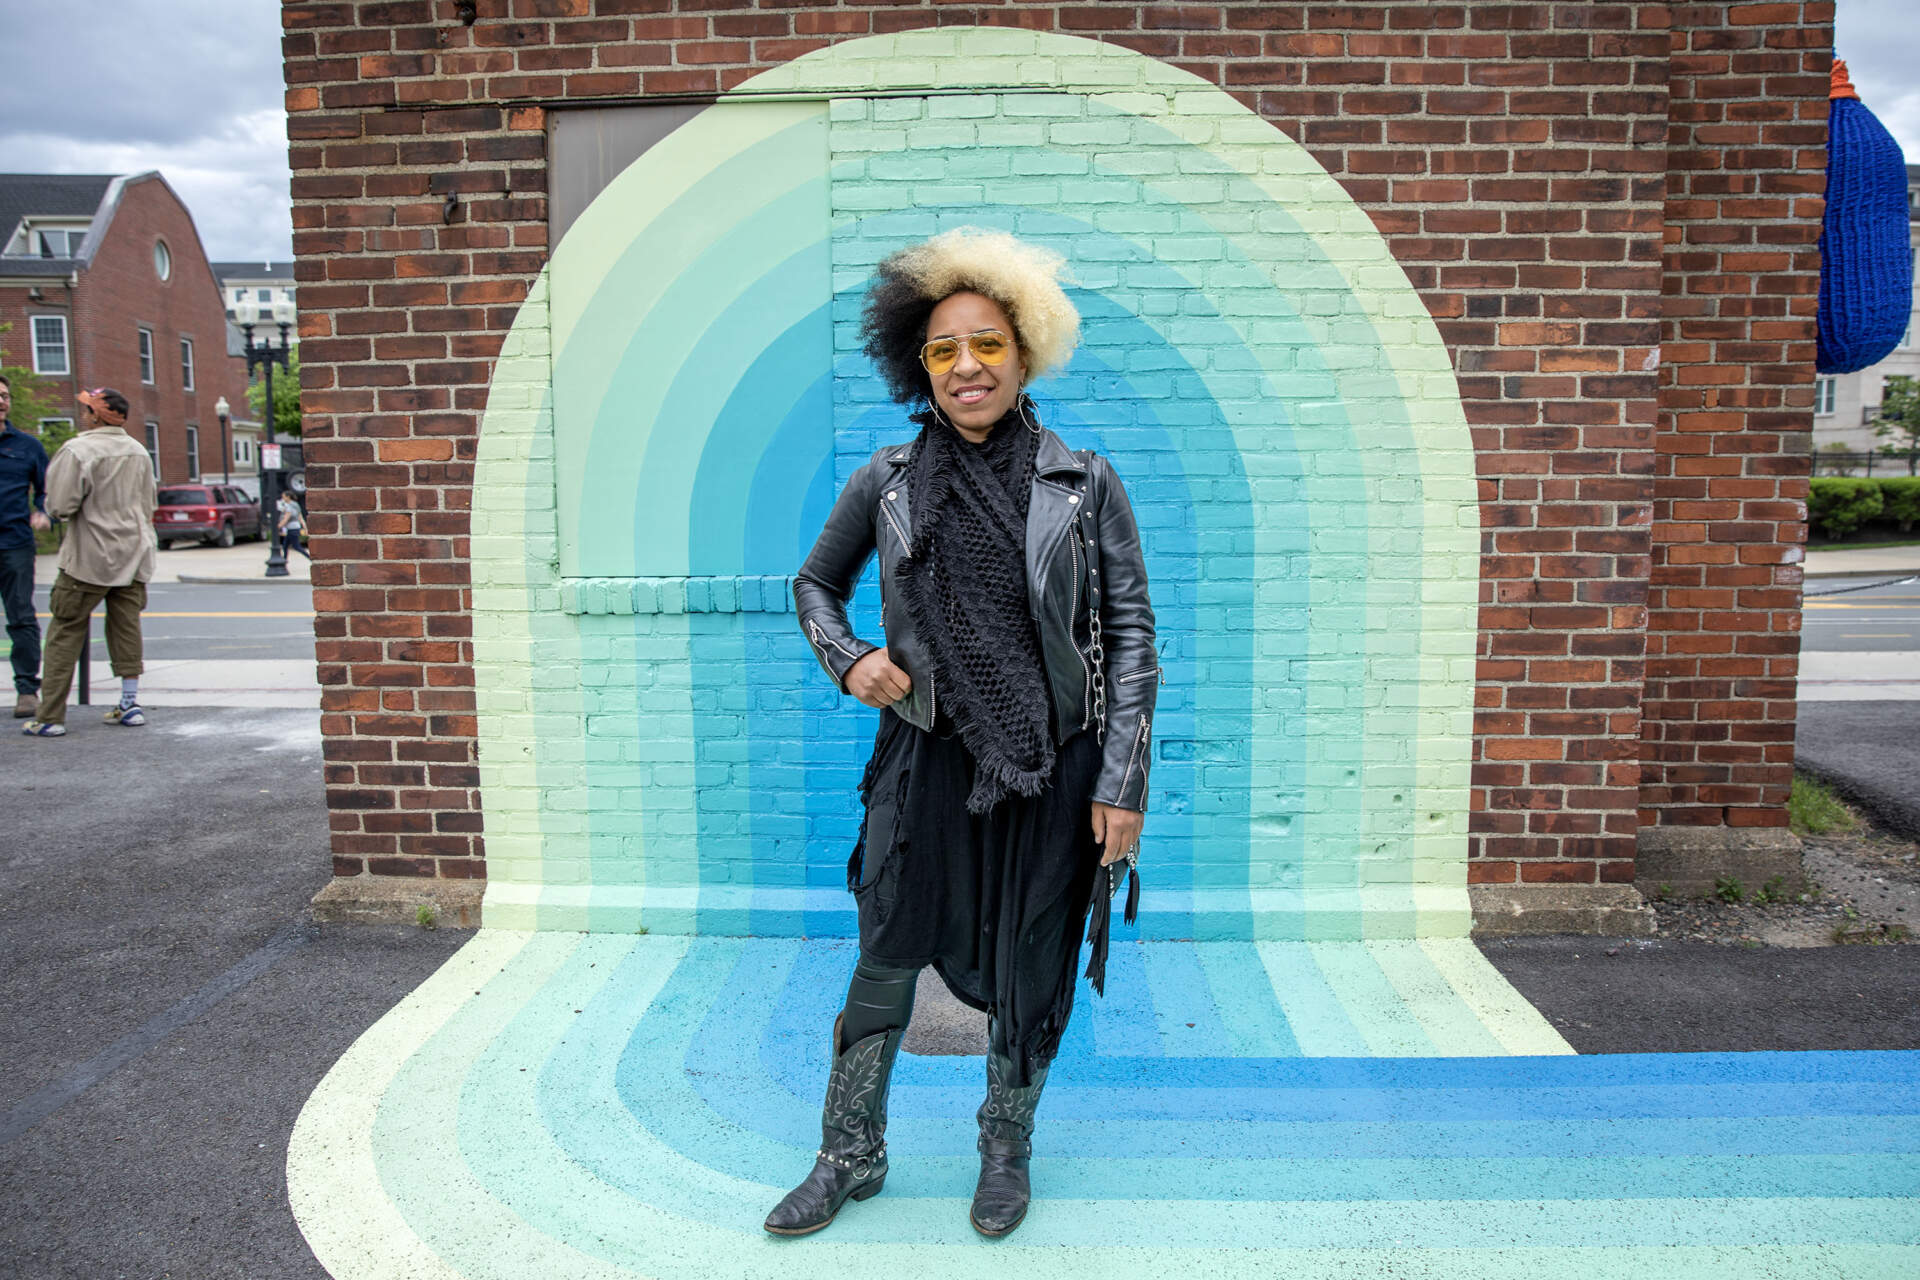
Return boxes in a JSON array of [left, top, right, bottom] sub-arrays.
[[286, 930, 530, 1280]]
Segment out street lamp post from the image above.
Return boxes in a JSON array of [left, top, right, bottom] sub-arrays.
[[236, 298, 295, 578], [214, 394, 231, 486]]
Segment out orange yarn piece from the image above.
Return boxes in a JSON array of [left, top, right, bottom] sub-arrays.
[[1831, 58, 1860, 101]]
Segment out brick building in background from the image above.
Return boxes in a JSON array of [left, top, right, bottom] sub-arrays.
[[283, 1, 1828, 931], [0, 172, 255, 484]]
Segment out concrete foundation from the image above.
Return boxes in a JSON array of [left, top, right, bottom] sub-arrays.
[[309, 875, 486, 929], [1470, 884, 1657, 937], [1634, 826, 1805, 900]]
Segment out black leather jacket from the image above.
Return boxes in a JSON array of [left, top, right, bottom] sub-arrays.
[[794, 427, 1158, 812]]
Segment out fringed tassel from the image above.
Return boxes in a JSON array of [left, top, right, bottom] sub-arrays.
[[1123, 862, 1140, 926], [1083, 869, 1112, 996]]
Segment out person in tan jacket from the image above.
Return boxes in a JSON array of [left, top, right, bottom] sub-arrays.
[[23, 388, 158, 737]]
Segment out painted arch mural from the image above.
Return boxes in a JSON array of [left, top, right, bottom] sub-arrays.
[[487, 38, 1484, 944], [288, 31, 1920, 1278]]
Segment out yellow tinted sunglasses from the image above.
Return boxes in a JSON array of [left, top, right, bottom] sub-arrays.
[[919, 329, 1011, 376]]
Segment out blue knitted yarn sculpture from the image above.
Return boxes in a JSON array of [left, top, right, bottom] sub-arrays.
[[1817, 59, 1914, 375]]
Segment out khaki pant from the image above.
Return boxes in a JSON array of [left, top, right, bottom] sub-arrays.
[[37, 571, 146, 725]]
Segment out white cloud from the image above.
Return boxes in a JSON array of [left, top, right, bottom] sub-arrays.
[[1836, 0, 1920, 162], [0, 109, 291, 263], [0, 0, 290, 262]]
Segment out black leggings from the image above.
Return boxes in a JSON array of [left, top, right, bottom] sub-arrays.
[[838, 954, 919, 1047]]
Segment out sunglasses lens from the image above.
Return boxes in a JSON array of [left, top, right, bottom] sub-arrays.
[[971, 333, 1008, 364], [922, 340, 959, 375]]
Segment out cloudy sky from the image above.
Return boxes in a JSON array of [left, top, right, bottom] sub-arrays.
[[0, 1, 289, 265], [1, 0, 1916, 267]]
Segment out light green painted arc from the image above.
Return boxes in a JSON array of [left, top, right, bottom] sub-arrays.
[[553, 101, 828, 579], [470, 273, 569, 924], [286, 930, 532, 1278]]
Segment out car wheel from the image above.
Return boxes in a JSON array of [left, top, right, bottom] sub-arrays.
[[157, 538, 172, 551], [217, 522, 235, 548]]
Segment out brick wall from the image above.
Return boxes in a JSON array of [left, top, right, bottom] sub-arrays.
[[0, 286, 78, 426], [1642, 1, 1828, 831], [283, 0, 1828, 899]]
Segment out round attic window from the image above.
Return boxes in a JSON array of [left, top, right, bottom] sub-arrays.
[[153, 239, 171, 282]]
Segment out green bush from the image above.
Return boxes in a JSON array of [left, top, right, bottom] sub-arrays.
[[1881, 477, 1920, 533], [1808, 477, 1885, 539]]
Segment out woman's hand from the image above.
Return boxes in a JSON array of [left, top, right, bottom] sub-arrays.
[[1091, 801, 1142, 867], [846, 647, 912, 708]]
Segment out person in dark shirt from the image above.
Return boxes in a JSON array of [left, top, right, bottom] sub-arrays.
[[0, 373, 53, 719]]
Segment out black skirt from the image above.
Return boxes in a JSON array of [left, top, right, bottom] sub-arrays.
[[848, 707, 1105, 1085]]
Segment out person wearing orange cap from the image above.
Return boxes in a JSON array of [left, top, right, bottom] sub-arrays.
[[22, 388, 158, 737]]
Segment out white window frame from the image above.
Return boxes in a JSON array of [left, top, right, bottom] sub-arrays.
[[137, 327, 155, 385], [144, 422, 160, 477], [1814, 376, 1836, 417], [255, 288, 271, 303], [38, 417, 71, 439], [233, 435, 252, 466], [179, 336, 194, 391], [185, 425, 200, 480], [30, 315, 69, 376]]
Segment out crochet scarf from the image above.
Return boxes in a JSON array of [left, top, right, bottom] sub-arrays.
[[894, 401, 1054, 813]]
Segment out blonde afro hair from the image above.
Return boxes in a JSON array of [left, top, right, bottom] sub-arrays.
[[861, 226, 1081, 405]]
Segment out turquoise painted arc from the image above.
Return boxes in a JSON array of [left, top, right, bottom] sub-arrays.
[[494, 32, 1482, 945], [553, 101, 832, 580], [289, 931, 1920, 1279]]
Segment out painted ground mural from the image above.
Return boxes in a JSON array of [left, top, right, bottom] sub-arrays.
[[287, 31, 1920, 1276]]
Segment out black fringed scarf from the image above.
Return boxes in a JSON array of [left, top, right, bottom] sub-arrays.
[[893, 400, 1053, 814]]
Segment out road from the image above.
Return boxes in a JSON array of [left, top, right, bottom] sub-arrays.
[[2, 575, 318, 709], [1800, 579, 1920, 651]]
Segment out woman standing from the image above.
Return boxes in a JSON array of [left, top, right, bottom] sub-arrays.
[[769, 228, 1157, 1238], [275, 492, 309, 561]]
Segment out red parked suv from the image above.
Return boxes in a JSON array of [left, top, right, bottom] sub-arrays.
[[153, 485, 264, 549]]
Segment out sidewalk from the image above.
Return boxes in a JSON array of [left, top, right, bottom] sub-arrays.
[[33, 539, 312, 586], [1803, 542, 1920, 579]]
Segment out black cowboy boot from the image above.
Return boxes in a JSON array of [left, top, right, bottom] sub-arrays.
[[970, 1045, 1050, 1237], [764, 1014, 905, 1236]]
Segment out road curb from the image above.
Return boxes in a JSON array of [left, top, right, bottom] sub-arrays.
[[1803, 568, 1920, 581], [174, 575, 313, 586]]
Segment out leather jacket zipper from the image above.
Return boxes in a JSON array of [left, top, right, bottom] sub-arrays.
[[1069, 528, 1092, 729], [879, 499, 910, 554], [807, 618, 861, 666], [1122, 713, 1151, 799]]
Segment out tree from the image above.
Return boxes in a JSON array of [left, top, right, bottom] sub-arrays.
[[0, 322, 72, 453], [1873, 374, 1920, 475], [246, 347, 302, 438]]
